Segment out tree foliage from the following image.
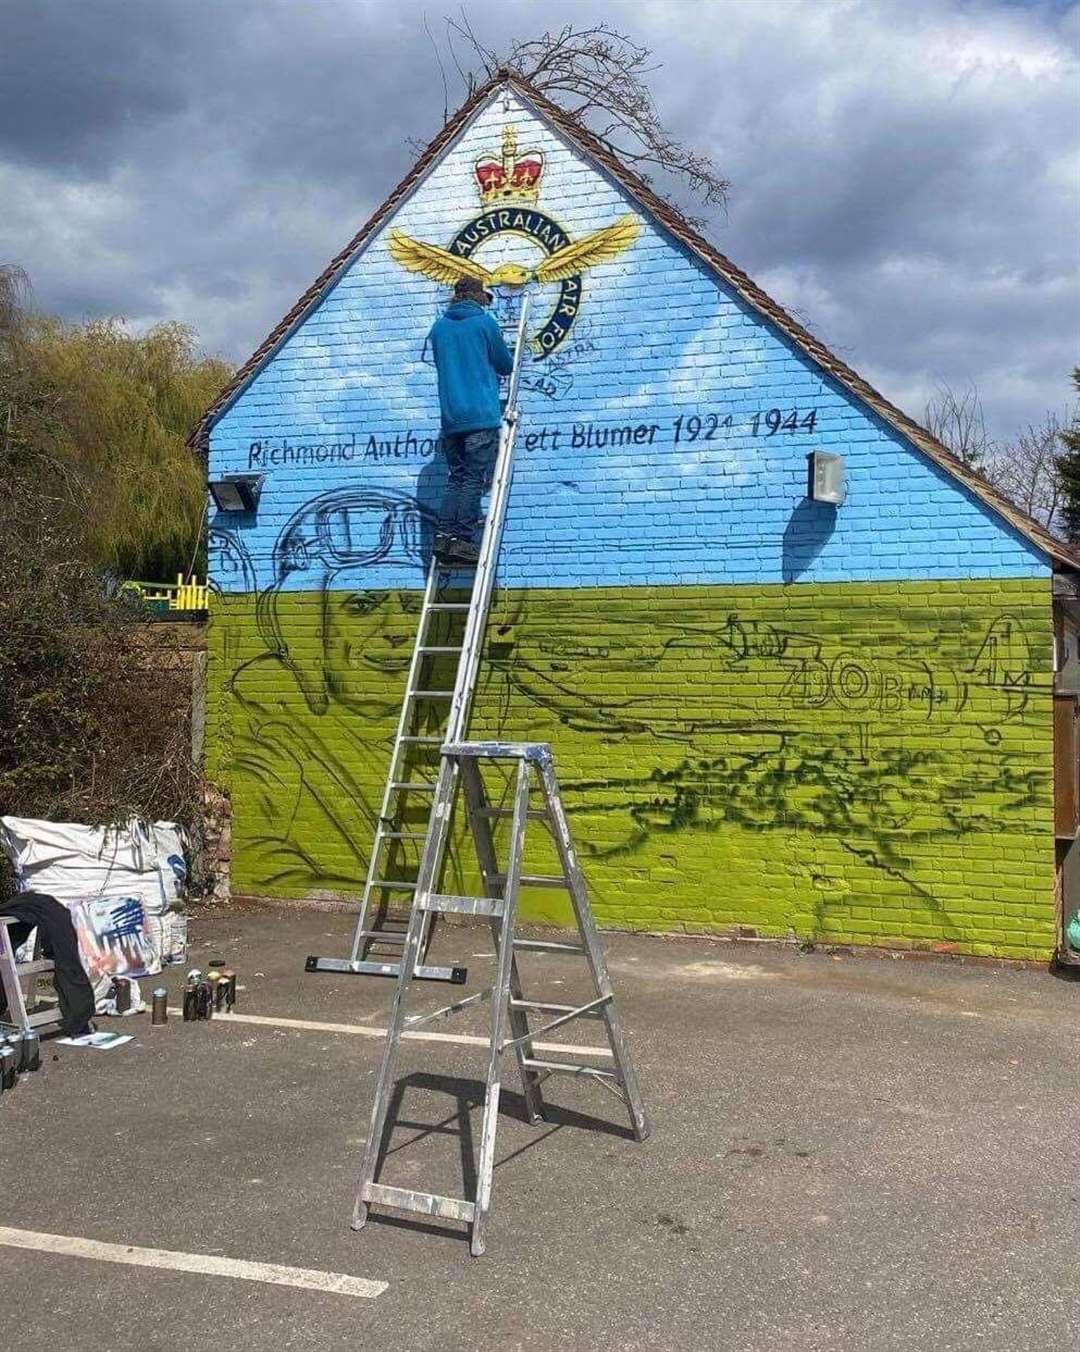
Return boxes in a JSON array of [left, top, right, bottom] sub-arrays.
[[1056, 368, 1080, 546], [0, 470, 199, 826], [0, 264, 219, 835], [1, 279, 230, 581]]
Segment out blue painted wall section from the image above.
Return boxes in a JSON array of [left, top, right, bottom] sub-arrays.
[[208, 89, 1046, 594]]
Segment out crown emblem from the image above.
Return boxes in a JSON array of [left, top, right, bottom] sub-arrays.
[[474, 125, 544, 204]]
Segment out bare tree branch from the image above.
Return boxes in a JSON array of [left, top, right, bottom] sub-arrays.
[[926, 377, 1077, 537], [924, 382, 994, 471], [995, 412, 1065, 531], [441, 20, 729, 211]]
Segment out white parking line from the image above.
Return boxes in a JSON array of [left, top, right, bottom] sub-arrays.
[[167, 1007, 613, 1058], [0, 1226, 387, 1298]]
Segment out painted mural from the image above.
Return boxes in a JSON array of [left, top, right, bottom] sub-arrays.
[[207, 498, 1054, 957], [205, 86, 1057, 959]]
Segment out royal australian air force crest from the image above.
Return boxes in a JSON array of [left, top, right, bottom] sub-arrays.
[[388, 124, 640, 357]]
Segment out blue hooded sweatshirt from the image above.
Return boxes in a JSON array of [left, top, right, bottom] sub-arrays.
[[427, 301, 514, 436]]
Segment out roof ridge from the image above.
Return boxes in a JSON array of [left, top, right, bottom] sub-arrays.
[[190, 69, 1079, 571]]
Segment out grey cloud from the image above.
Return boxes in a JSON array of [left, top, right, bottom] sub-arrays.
[[0, 0, 1075, 446], [0, 0, 193, 174]]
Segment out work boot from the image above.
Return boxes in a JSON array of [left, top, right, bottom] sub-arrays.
[[445, 540, 480, 565], [433, 532, 460, 563]]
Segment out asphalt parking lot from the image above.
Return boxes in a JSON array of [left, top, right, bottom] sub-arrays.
[[3, 903, 1080, 1351]]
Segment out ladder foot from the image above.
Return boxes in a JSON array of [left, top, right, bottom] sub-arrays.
[[469, 1227, 486, 1258], [350, 1200, 370, 1232]]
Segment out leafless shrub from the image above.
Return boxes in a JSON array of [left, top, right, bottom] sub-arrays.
[[924, 381, 995, 472], [994, 413, 1064, 532], [0, 470, 201, 829]]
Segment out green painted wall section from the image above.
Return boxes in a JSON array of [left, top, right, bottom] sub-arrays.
[[206, 577, 1055, 960]]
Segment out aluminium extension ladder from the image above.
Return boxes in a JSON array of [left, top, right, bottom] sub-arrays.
[[351, 739, 649, 1256], [306, 289, 534, 985]]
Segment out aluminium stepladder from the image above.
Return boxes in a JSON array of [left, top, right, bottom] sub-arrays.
[[306, 288, 534, 985], [352, 739, 649, 1256], [0, 916, 59, 1037]]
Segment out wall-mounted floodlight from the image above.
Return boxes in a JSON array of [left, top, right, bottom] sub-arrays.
[[808, 452, 846, 506], [209, 473, 264, 513]]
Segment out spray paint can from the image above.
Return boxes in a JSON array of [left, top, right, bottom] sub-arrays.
[[112, 976, 132, 1015], [221, 966, 237, 1010], [151, 988, 168, 1025], [0, 1040, 16, 1090], [182, 971, 201, 1022], [196, 979, 214, 1020], [17, 1030, 40, 1072]]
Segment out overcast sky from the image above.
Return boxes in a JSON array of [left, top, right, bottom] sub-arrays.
[[1, 0, 1077, 443]]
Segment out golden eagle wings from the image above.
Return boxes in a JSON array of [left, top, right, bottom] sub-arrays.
[[387, 214, 641, 288]]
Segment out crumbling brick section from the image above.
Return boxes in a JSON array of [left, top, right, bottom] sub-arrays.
[[195, 781, 232, 906]]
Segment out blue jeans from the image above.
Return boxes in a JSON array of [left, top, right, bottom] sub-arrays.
[[437, 428, 500, 542]]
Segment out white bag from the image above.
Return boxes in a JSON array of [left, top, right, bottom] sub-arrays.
[[0, 815, 189, 972]]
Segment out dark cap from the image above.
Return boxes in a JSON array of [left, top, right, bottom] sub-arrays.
[[453, 275, 493, 305]]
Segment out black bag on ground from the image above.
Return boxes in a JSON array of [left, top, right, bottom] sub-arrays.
[[1, 891, 95, 1035]]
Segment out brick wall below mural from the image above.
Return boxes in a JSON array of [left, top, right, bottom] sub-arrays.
[[206, 577, 1055, 960]]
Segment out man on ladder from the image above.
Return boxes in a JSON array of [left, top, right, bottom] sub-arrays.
[[428, 276, 515, 566], [305, 284, 532, 983]]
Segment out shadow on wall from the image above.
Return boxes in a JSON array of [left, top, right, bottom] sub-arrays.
[[416, 455, 448, 555], [782, 498, 837, 584]]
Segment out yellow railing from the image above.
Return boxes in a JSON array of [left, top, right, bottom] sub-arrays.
[[121, 574, 209, 614]]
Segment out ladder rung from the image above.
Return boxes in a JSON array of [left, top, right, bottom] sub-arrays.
[[433, 559, 478, 573], [502, 995, 612, 1051], [520, 1057, 620, 1083], [389, 781, 438, 791], [509, 999, 606, 1018], [305, 956, 467, 983], [492, 872, 568, 890], [411, 690, 455, 699], [16, 959, 54, 975], [399, 736, 444, 744], [512, 939, 586, 955], [405, 985, 492, 1030], [380, 831, 429, 840], [417, 646, 464, 655], [477, 808, 551, 822], [420, 894, 505, 917], [426, 603, 470, 611], [369, 880, 418, 891], [362, 1182, 475, 1224], [354, 930, 407, 944]]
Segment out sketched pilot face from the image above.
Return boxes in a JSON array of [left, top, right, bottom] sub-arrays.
[[324, 587, 426, 716], [262, 487, 437, 715]]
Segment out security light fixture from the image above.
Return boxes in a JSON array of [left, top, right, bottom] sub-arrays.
[[209, 473, 264, 514], [808, 452, 846, 506]]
